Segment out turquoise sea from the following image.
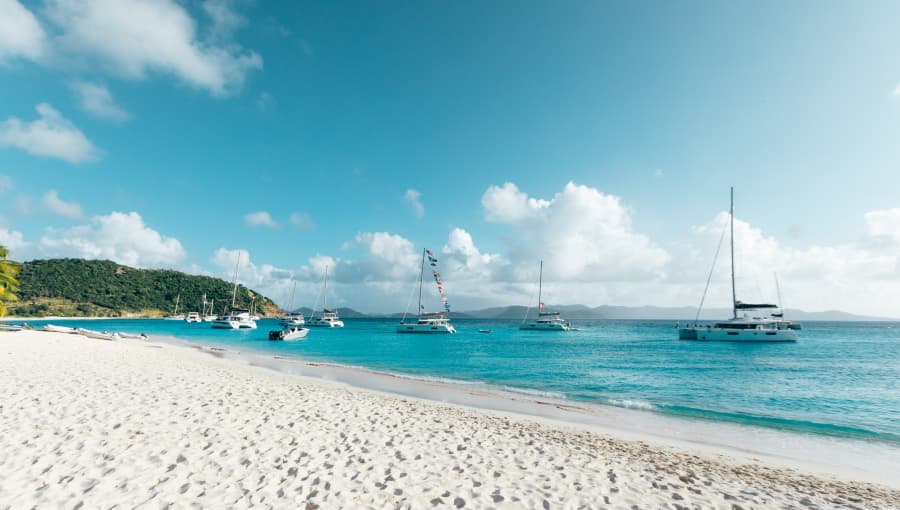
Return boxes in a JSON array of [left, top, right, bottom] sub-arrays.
[[20, 318, 900, 445]]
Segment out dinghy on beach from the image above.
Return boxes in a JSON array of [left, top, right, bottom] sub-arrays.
[[75, 328, 119, 341], [43, 324, 78, 334]]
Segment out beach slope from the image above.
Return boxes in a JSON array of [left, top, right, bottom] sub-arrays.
[[1, 330, 897, 508]]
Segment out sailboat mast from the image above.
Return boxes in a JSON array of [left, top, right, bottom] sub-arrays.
[[418, 249, 425, 316], [775, 272, 784, 315], [288, 282, 297, 313], [538, 260, 543, 313], [730, 187, 737, 319], [231, 252, 241, 308], [323, 266, 328, 312]]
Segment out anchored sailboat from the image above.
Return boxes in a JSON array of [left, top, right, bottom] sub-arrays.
[[398, 249, 456, 333], [211, 252, 257, 329], [280, 282, 305, 326], [520, 260, 570, 331], [164, 294, 185, 320], [307, 266, 344, 328], [678, 188, 798, 342]]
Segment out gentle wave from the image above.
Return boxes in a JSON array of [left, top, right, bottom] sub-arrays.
[[501, 386, 567, 400], [605, 398, 656, 411]]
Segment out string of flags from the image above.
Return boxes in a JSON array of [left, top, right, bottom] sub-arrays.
[[426, 249, 451, 312]]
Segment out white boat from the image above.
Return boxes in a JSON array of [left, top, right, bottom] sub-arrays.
[[397, 249, 455, 334], [75, 328, 118, 341], [211, 253, 257, 330], [280, 282, 305, 326], [117, 332, 148, 340], [202, 295, 218, 322], [520, 260, 570, 331], [43, 324, 78, 334], [678, 188, 799, 342], [307, 266, 344, 328], [268, 326, 309, 341], [185, 311, 202, 323], [164, 294, 185, 320]]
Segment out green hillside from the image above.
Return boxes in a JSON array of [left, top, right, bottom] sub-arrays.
[[10, 258, 279, 318]]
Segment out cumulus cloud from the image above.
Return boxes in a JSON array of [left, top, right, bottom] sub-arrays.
[[42, 189, 84, 219], [0, 0, 45, 63], [0, 103, 98, 163], [404, 189, 425, 218], [243, 210, 277, 228], [39, 211, 186, 267], [71, 81, 130, 122], [482, 181, 670, 282], [0, 227, 29, 255], [44, 0, 263, 97]]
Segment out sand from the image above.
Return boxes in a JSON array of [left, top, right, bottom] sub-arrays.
[[0, 330, 897, 509]]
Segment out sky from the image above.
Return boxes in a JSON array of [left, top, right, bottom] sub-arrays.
[[2, 0, 900, 316]]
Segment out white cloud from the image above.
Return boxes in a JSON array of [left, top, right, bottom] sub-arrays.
[[0, 103, 98, 163], [482, 182, 551, 223], [0, 0, 45, 63], [44, 0, 263, 97], [70, 81, 130, 122], [864, 208, 900, 241], [39, 211, 186, 267], [404, 189, 425, 218], [243, 210, 277, 228], [42, 189, 84, 219], [0, 175, 11, 192], [0, 227, 29, 256], [289, 211, 314, 231]]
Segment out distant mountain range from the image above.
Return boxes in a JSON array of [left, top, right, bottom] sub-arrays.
[[297, 304, 895, 322]]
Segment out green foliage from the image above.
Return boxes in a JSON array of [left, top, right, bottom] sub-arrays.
[[0, 245, 20, 317], [10, 258, 279, 318]]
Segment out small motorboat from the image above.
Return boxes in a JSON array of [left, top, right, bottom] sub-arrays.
[[269, 326, 309, 341], [117, 332, 149, 340], [0, 323, 22, 332], [479, 329, 492, 334], [75, 328, 119, 341]]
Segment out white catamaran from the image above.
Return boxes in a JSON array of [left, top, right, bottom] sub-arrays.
[[307, 266, 344, 328], [211, 253, 257, 329], [279, 282, 305, 326], [398, 249, 456, 333], [520, 260, 570, 331], [678, 188, 799, 342]]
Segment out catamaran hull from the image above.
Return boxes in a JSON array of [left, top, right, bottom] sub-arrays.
[[397, 323, 456, 334], [211, 320, 240, 329], [519, 323, 569, 331], [679, 327, 797, 342], [307, 321, 344, 328]]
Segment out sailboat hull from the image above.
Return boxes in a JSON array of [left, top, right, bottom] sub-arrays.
[[397, 323, 456, 333], [678, 327, 797, 342], [520, 322, 569, 331]]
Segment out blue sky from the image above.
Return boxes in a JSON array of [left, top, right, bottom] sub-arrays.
[[3, 0, 900, 315]]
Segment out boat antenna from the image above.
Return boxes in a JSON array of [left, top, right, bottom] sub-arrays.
[[231, 251, 241, 308], [730, 186, 738, 320], [417, 248, 425, 317]]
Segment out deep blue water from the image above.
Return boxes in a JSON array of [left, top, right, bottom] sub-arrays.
[[20, 318, 900, 444]]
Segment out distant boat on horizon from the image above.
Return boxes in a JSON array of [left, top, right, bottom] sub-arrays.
[[307, 266, 344, 328], [679, 188, 799, 342], [398, 249, 456, 333], [520, 260, 570, 331]]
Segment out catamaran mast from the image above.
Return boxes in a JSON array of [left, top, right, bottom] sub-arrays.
[[417, 249, 425, 316], [323, 266, 328, 312], [538, 260, 543, 313], [231, 252, 241, 308], [730, 187, 737, 320]]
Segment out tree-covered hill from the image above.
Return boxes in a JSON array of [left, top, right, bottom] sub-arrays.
[[9, 258, 280, 318]]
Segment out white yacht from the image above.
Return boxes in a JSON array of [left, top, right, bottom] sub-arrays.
[[185, 311, 202, 323], [678, 188, 799, 342], [280, 282, 305, 326], [397, 249, 456, 334], [211, 253, 257, 330], [164, 294, 185, 320], [520, 260, 570, 331], [307, 266, 345, 328]]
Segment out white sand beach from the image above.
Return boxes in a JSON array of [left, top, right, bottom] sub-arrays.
[[1, 330, 898, 509]]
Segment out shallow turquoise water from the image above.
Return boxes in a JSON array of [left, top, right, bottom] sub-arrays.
[[22, 318, 900, 444]]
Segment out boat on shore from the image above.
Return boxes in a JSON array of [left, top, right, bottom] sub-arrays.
[[520, 260, 570, 331], [398, 249, 456, 333], [678, 188, 799, 342], [75, 328, 118, 341], [43, 324, 78, 334], [268, 326, 309, 341], [307, 267, 344, 328]]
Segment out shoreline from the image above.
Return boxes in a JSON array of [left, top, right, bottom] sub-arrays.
[[2, 329, 898, 508], [153, 334, 900, 489]]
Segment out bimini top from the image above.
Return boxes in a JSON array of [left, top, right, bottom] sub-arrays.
[[735, 301, 778, 310], [538, 311, 561, 316]]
